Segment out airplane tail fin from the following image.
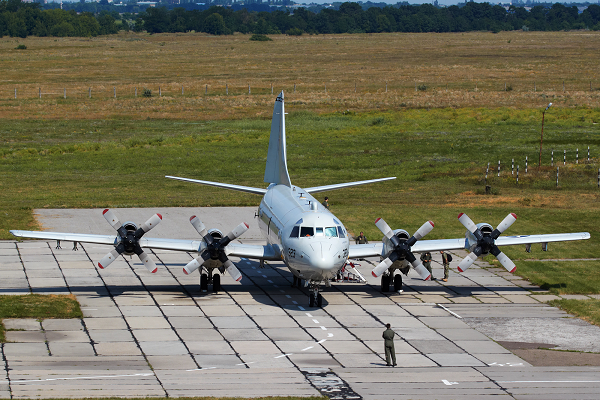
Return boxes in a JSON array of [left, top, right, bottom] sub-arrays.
[[264, 91, 292, 187]]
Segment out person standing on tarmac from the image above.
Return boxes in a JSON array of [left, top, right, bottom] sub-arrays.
[[441, 250, 449, 282], [322, 197, 330, 210], [355, 231, 368, 245], [420, 251, 434, 280], [382, 323, 397, 367]]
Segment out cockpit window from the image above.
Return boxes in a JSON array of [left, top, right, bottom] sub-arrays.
[[300, 227, 314, 237], [325, 227, 337, 237], [290, 226, 299, 238], [337, 226, 346, 238], [315, 227, 324, 236]]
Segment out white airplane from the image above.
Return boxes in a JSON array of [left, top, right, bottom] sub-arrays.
[[11, 92, 590, 307]]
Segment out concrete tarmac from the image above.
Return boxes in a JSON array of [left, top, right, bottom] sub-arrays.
[[1, 207, 599, 399]]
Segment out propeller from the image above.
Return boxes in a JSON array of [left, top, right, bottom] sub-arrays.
[[183, 215, 248, 282], [457, 212, 517, 273], [371, 218, 434, 280], [98, 209, 162, 273]]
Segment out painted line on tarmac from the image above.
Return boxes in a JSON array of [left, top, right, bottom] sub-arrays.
[[2, 373, 154, 384]]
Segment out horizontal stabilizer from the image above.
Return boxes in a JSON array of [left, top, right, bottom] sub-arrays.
[[305, 177, 396, 194], [166, 176, 266, 195]]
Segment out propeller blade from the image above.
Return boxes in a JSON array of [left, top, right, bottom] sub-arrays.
[[183, 258, 202, 275], [495, 251, 516, 273], [375, 218, 394, 240], [493, 213, 517, 238], [102, 209, 122, 230], [139, 213, 162, 234], [413, 220, 435, 240], [457, 212, 478, 233], [220, 222, 250, 246], [412, 262, 431, 281], [138, 252, 158, 273], [98, 248, 121, 269], [190, 215, 208, 237], [223, 259, 243, 282], [371, 258, 393, 277], [457, 252, 478, 272]]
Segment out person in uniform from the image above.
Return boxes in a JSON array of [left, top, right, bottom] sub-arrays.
[[441, 250, 449, 282], [322, 197, 330, 210], [420, 251, 434, 280], [382, 323, 396, 366], [355, 231, 368, 245]]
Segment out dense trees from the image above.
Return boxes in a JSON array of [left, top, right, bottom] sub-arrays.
[[1, 0, 600, 38]]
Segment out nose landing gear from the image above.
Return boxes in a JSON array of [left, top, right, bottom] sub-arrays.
[[308, 281, 323, 307]]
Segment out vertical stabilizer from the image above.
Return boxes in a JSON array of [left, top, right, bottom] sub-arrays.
[[264, 91, 292, 187]]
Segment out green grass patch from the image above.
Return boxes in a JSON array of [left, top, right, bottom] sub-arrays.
[[548, 299, 600, 326], [514, 260, 600, 295], [0, 294, 83, 342]]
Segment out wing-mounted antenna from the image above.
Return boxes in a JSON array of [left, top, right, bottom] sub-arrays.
[[264, 91, 292, 187]]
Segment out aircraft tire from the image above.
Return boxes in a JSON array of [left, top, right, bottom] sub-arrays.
[[317, 293, 323, 308], [381, 275, 390, 292], [292, 275, 298, 287], [200, 273, 208, 292], [394, 274, 402, 291], [213, 273, 221, 293]]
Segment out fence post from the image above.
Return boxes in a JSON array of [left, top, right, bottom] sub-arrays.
[[325, 84, 327, 94], [294, 83, 296, 93], [159, 87, 161, 97], [552, 150, 554, 166], [556, 167, 559, 187], [577, 148, 579, 164], [512, 158, 514, 175], [385, 81, 388, 93], [598, 168, 599, 188], [563, 81, 565, 92], [14, 88, 16, 99], [64, 88, 66, 99], [226, 84, 228, 95], [271, 83, 273, 95], [485, 162, 489, 185], [525, 156, 528, 173], [114, 87, 116, 98], [497, 160, 500, 177], [517, 165, 519, 183], [39, 87, 41, 99], [248, 84, 251, 95], [564, 149, 566, 165], [89, 87, 91, 98], [135, 87, 137, 97], [588, 146, 590, 162]]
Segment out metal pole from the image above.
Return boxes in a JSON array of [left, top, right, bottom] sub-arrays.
[[385, 81, 388, 93], [89, 87, 91, 98], [271, 83, 273, 95], [114, 87, 116, 98], [39, 87, 41, 99], [512, 158, 514, 175], [354, 81, 356, 93], [539, 103, 552, 167], [226, 84, 228, 95], [556, 167, 559, 187], [248, 84, 251, 95], [588, 146, 590, 162], [64, 88, 66, 99], [517, 165, 519, 183], [135, 87, 137, 97], [498, 160, 500, 177], [577, 148, 579, 164], [552, 150, 554, 166], [159, 87, 161, 97], [14, 88, 16, 99], [485, 162, 489, 185], [525, 156, 528, 173], [564, 150, 566, 165], [294, 83, 296, 93]]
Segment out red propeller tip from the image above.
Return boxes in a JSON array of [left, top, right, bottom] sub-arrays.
[[190, 215, 196, 221], [236, 276, 243, 282], [457, 267, 464, 273], [510, 213, 517, 219], [102, 209, 109, 215], [509, 266, 517, 273], [157, 214, 162, 220], [244, 222, 249, 228], [182, 268, 189, 275], [457, 212, 464, 219], [98, 263, 105, 269], [151, 268, 158, 273], [375, 218, 381, 223], [429, 221, 435, 227], [371, 271, 378, 277], [424, 274, 431, 281]]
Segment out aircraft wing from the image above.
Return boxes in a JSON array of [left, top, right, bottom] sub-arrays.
[[348, 232, 590, 259], [10, 230, 279, 259], [494, 232, 590, 246]]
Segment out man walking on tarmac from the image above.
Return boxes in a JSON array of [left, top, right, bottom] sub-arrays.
[[382, 323, 396, 367]]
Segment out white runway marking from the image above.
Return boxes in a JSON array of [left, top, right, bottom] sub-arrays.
[[328, 333, 334, 337], [317, 339, 327, 344], [320, 326, 327, 330], [312, 319, 319, 324], [268, 280, 273, 283], [292, 300, 298, 304], [274, 353, 292, 359], [285, 295, 291, 298], [3, 373, 154, 384], [306, 313, 313, 317], [237, 362, 256, 366], [442, 379, 459, 386], [301, 346, 314, 351], [298, 306, 305, 311], [186, 367, 217, 371]]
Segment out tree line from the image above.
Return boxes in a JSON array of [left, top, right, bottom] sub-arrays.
[[2, 0, 600, 38]]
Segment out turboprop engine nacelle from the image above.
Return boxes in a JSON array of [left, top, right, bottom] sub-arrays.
[[465, 223, 493, 255], [382, 229, 409, 257], [118, 222, 139, 255]]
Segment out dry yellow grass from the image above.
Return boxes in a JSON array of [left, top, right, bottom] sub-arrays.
[[1, 31, 600, 120]]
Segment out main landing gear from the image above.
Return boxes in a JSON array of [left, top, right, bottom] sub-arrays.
[[200, 269, 221, 293], [381, 273, 403, 292]]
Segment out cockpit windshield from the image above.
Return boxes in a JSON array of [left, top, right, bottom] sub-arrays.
[[293, 225, 344, 238], [325, 227, 337, 237], [300, 227, 314, 237]]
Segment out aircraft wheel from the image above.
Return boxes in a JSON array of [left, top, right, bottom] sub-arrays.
[[317, 293, 323, 308], [381, 275, 390, 292], [292, 275, 298, 287], [213, 273, 221, 293], [394, 274, 403, 291], [309, 294, 315, 307], [200, 273, 208, 292]]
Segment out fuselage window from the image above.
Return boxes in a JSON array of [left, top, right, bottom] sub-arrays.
[[337, 226, 346, 238], [290, 226, 300, 238], [300, 227, 314, 237], [315, 227, 324, 237], [325, 227, 337, 237]]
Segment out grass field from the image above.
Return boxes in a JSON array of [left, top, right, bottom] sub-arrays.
[[1, 31, 599, 325]]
